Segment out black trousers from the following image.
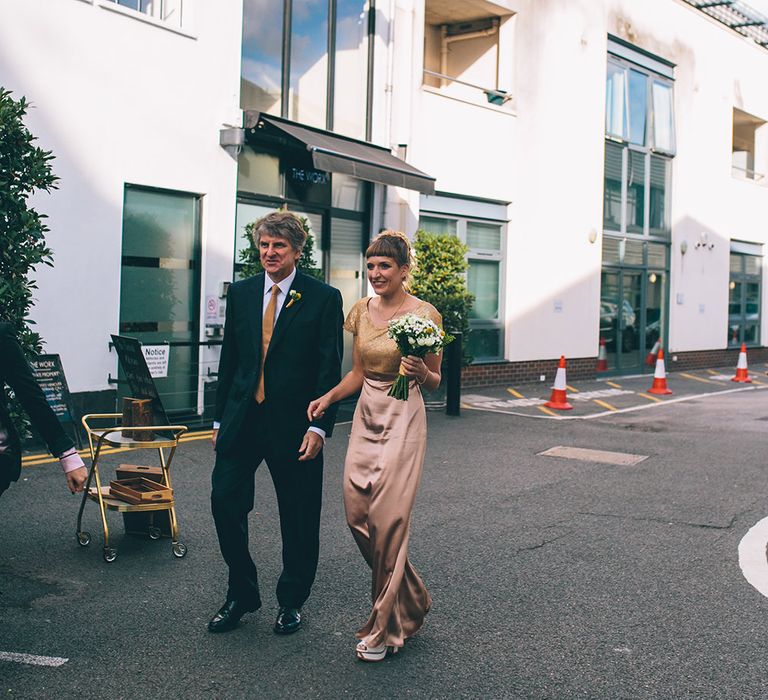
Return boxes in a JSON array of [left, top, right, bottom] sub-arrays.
[[0, 452, 16, 497], [211, 401, 323, 609]]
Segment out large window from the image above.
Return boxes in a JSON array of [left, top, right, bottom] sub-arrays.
[[422, 1, 514, 107], [729, 244, 762, 347], [241, 0, 372, 138], [732, 108, 767, 182], [418, 212, 506, 362], [105, 0, 184, 27], [604, 50, 674, 238], [605, 59, 675, 153]]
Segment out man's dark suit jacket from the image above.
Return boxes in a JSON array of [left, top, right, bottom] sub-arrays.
[[213, 271, 344, 456], [0, 322, 74, 484]]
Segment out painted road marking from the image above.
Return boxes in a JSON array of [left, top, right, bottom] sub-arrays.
[[709, 374, 734, 381], [22, 431, 216, 467], [638, 392, 663, 402], [569, 388, 634, 402], [566, 385, 579, 393], [538, 446, 648, 466], [463, 384, 765, 420], [592, 399, 618, 411], [537, 405, 558, 417], [0, 651, 68, 667], [506, 387, 524, 398], [739, 515, 768, 599], [605, 381, 623, 389], [706, 369, 719, 375], [680, 372, 719, 385]]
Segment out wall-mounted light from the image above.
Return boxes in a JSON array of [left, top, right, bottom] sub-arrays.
[[680, 240, 688, 255], [219, 126, 245, 159], [729, 281, 736, 290], [649, 272, 657, 284], [588, 228, 598, 244], [694, 231, 715, 250]]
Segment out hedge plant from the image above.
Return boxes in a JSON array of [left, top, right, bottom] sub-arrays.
[[0, 88, 58, 436]]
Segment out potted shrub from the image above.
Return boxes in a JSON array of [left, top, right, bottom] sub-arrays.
[[410, 230, 474, 408]]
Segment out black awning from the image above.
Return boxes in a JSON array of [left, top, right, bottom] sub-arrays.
[[247, 113, 436, 195]]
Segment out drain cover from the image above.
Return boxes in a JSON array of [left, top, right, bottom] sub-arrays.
[[538, 446, 648, 466]]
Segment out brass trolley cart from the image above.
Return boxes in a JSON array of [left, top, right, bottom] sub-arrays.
[[76, 413, 188, 563]]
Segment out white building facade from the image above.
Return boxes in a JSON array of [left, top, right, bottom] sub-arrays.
[[1, 0, 766, 421]]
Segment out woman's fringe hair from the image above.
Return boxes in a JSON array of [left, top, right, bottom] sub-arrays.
[[365, 230, 416, 290]]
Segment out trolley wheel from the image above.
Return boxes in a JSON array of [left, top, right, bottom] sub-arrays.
[[148, 526, 162, 540], [103, 547, 118, 563], [172, 542, 188, 558], [77, 531, 91, 547]]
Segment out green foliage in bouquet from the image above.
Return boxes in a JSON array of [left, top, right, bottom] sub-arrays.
[[410, 230, 474, 366], [239, 212, 324, 281], [0, 88, 59, 438]]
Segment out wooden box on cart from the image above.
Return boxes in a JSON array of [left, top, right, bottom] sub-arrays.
[[116, 464, 172, 537]]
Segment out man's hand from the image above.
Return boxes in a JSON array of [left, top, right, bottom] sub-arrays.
[[298, 430, 323, 461], [211, 428, 218, 449], [65, 466, 88, 494]]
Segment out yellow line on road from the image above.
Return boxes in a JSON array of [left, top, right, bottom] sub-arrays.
[[680, 372, 719, 385], [606, 381, 623, 389], [22, 431, 214, 467], [592, 399, 617, 411], [506, 387, 524, 398], [537, 405, 559, 417], [706, 369, 719, 375], [566, 385, 579, 393], [638, 392, 662, 402]]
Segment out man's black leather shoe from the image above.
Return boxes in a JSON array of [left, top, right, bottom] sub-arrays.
[[208, 600, 261, 633], [273, 607, 302, 634]]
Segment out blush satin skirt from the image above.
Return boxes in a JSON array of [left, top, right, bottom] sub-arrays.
[[343, 376, 432, 649]]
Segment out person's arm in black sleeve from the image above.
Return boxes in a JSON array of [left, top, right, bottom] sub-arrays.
[[310, 288, 344, 439], [0, 324, 87, 493]]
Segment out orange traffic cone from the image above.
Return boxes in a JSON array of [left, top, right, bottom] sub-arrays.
[[596, 338, 608, 372], [731, 342, 752, 383], [648, 348, 672, 395], [545, 356, 573, 410], [645, 339, 660, 367]]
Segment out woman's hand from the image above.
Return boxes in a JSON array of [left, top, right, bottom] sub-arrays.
[[307, 395, 332, 422], [401, 355, 429, 383]]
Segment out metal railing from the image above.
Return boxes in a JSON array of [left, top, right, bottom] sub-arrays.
[[422, 69, 511, 105]]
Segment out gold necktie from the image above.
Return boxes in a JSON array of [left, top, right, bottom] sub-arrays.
[[254, 284, 279, 403]]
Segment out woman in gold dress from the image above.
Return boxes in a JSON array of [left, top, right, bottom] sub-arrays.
[[308, 231, 443, 662]]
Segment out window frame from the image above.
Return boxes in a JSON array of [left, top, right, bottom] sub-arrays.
[[728, 246, 763, 348], [417, 211, 507, 363], [605, 55, 676, 156]]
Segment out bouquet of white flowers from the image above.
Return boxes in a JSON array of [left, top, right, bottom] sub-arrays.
[[387, 313, 453, 400]]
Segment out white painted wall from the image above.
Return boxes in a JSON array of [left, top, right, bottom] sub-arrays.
[[0, 0, 242, 393], [387, 0, 768, 362], [606, 0, 768, 353]]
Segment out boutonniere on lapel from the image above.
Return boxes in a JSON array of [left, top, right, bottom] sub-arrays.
[[285, 290, 302, 309]]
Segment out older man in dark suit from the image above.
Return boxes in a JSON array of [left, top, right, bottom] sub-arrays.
[[209, 211, 344, 634], [0, 322, 87, 497]]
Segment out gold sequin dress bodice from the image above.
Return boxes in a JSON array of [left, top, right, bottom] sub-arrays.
[[344, 297, 442, 381]]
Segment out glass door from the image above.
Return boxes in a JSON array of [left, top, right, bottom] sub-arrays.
[[600, 269, 643, 373], [119, 186, 201, 415]]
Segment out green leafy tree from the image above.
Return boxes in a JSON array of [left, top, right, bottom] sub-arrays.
[[0, 89, 58, 436], [410, 230, 475, 366], [239, 213, 323, 280]]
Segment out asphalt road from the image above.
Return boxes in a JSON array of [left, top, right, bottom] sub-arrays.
[[2, 382, 768, 699]]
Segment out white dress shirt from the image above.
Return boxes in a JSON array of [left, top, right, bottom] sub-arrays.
[[214, 268, 325, 441]]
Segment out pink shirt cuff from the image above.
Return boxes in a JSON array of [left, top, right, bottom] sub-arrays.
[[59, 451, 85, 473]]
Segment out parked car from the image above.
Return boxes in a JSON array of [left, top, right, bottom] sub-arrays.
[[600, 300, 637, 352]]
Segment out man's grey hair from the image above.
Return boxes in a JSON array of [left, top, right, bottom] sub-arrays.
[[251, 211, 307, 253]]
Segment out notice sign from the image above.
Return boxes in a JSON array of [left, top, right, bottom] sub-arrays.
[[110, 334, 169, 428], [28, 354, 73, 421], [141, 344, 170, 378], [205, 295, 219, 324]]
